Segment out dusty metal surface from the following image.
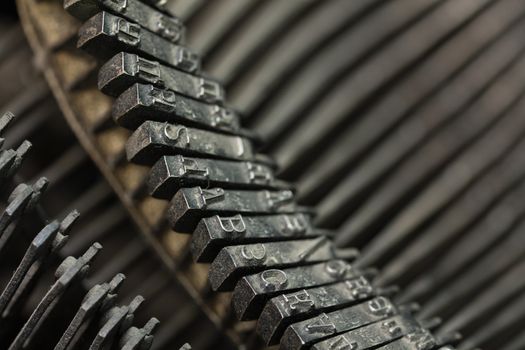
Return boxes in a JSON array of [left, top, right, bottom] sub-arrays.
[[12, 0, 525, 349], [16, 0, 244, 346], [0, 18, 229, 349], [52, 2, 455, 350]]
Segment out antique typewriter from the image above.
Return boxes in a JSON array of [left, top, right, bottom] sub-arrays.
[[0, 0, 524, 349]]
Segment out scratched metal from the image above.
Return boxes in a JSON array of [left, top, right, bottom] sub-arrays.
[[113, 83, 238, 131], [125, 120, 253, 165], [280, 296, 398, 350], [191, 213, 324, 263], [373, 329, 438, 350], [64, 0, 185, 43], [311, 314, 423, 350], [257, 276, 376, 345], [99, 52, 222, 102], [231, 260, 361, 321], [208, 237, 357, 291], [148, 155, 289, 200], [167, 187, 305, 232], [77, 11, 199, 72]]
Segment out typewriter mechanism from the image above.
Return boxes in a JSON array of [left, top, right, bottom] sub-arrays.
[[0, 0, 524, 349]]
